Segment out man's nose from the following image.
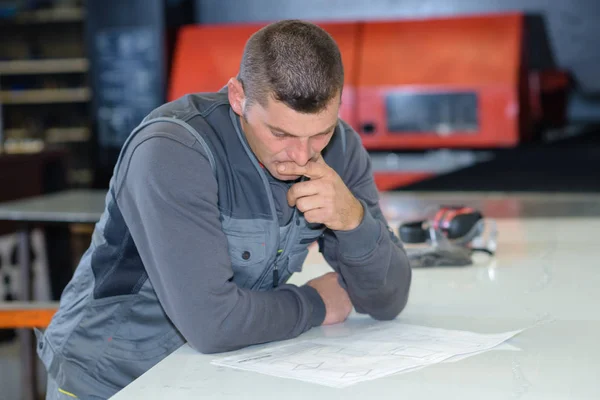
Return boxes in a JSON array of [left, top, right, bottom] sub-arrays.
[[289, 139, 313, 166]]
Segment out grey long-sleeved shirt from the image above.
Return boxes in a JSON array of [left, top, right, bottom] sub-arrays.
[[115, 120, 412, 353]]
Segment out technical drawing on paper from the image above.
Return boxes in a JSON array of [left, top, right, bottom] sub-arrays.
[[211, 323, 523, 388]]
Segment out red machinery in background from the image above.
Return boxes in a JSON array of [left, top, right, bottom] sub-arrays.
[[355, 13, 529, 149], [169, 13, 568, 191]]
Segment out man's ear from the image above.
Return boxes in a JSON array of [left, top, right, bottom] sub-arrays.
[[227, 77, 246, 116]]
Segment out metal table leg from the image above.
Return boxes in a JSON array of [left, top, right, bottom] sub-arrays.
[[18, 225, 37, 400]]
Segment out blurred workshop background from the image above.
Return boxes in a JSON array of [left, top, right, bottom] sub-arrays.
[[0, 0, 599, 399]]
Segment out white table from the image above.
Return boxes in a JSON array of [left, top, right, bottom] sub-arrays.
[[111, 192, 600, 400]]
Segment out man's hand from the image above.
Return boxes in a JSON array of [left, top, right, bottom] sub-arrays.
[[307, 272, 352, 325], [277, 156, 364, 231]]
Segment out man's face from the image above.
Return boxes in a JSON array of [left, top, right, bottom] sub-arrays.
[[230, 83, 340, 181]]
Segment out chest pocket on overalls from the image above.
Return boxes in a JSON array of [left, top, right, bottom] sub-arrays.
[[286, 218, 326, 275], [223, 228, 268, 289]]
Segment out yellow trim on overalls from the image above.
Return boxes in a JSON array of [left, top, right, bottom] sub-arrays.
[[58, 388, 78, 398]]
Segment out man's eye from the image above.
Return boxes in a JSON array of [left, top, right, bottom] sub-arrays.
[[272, 131, 286, 138]]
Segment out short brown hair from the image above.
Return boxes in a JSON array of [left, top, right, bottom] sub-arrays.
[[238, 19, 344, 114]]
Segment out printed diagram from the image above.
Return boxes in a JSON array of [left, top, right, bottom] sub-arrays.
[[342, 370, 373, 379], [293, 362, 323, 370], [211, 323, 523, 388], [313, 346, 368, 357], [391, 346, 439, 359], [264, 344, 377, 381]]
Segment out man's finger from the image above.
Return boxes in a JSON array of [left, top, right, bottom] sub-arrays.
[[287, 181, 319, 206], [277, 160, 328, 179], [304, 209, 326, 225], [296, 195, 323, 214]]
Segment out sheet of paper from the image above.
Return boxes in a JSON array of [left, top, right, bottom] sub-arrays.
[[444, 342, 521, 363], [211, 322, 523, 388]]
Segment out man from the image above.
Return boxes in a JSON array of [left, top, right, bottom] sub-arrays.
[[38, 19, 412, 399]]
